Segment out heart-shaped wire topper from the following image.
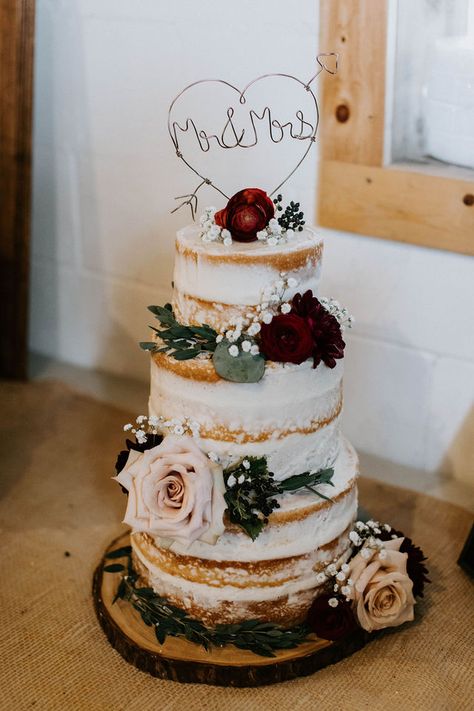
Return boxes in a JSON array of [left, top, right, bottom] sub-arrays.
[[168, 53, 338, 219]]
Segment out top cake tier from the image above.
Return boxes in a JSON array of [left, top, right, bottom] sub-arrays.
[[172, 225, 323, 330]]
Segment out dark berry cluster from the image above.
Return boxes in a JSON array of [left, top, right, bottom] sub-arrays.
[[273, 195, 305, 231]]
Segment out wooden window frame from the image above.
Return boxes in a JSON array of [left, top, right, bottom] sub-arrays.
[[318, 0, 474, 256]]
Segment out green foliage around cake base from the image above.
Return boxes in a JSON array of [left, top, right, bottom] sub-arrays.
[[104, 547, 310, 657]]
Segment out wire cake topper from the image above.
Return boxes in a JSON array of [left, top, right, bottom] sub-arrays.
[[168, 53, 338, 218]]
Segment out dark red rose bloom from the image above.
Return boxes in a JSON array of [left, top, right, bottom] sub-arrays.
[[291, 290, 345, 369], [379, 527, 430, 598], [307, 594, 358, 641], [214, 188, 275, 242], [260, 313, 314, 365]]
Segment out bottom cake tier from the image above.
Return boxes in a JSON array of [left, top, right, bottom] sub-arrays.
[[130, 438, 358, 627]]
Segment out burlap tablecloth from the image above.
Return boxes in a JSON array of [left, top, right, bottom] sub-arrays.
[[1, 380, 473, 711]]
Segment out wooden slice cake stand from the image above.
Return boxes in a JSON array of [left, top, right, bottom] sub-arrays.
[[93, 533, 370, 687]]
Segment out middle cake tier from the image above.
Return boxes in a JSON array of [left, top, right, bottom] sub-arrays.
[[149, 351, 343, 480]]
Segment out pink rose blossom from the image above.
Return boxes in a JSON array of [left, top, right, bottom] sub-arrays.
[[347, 537, 416, 632], [114, 435, 226, 546]]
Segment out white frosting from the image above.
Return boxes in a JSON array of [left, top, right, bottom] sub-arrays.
[[173, 225, 322, 306], [143, 437, 358, 563], [149, 358, 344, 479], [133, 534, 350, 608], [131, 222, 360, 622], [199, 420, 342, 483]]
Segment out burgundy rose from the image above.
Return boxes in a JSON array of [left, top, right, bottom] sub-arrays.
[[214, 188, 275, 242], [307, 594, 358, 641], [291, 290, 345, 369], [260, 313, 314, 364], [379, 527, 430, 598]]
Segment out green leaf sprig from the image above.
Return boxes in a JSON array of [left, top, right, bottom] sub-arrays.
[[224, 457, 335, 539], [279, 467, 335, 501], [140, 304, 218, 360], [224, 457, 281, 540], [104, 547, 309, 657]]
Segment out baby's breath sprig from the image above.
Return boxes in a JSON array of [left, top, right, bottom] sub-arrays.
[[198, 207, 232, 246], [312, 520, 392, 607], [218, 273, 298, 354], [319, 297, 354, 330], [349, 519, 392, 549], [122, 414, 201, 443], [314, 520, 395, 605], [210, 271, 300, 383]]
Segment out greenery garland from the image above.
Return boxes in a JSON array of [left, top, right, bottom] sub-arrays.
[[104, 546, 310, 657]]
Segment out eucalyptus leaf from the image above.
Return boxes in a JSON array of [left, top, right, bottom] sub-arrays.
[[279, 467, 335, 492], [173, 349, 202, 360], [112, 579, 126, 604], [103, 563, 125, 573], [213, 340, 265, 383], [105, 546, 132, 559], [147, 304, 175, 326], [189, 325, 217, 339], [155, 625, 167, 644]]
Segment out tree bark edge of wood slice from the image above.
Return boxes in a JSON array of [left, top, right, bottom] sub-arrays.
[[92, 532, 370, 687]]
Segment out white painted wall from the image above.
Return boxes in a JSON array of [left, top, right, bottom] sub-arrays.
[[30, 0, 474, 484]]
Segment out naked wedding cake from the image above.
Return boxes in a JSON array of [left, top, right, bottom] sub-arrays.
[[102, 60, 428, 665], [130, 215, 356, 628], [109, 190, 428, 656]]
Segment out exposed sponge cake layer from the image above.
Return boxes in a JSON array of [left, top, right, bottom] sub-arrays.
[[149, 353, 344, 479], [172, 225, 323, 328]]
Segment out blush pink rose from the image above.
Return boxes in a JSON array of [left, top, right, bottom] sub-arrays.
[[114, 435, 226, 546], [347, 537, 416, 632]]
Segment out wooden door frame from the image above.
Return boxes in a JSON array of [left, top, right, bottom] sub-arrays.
[[0, 0, 35, 378], [318, 0, 474, 256]]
